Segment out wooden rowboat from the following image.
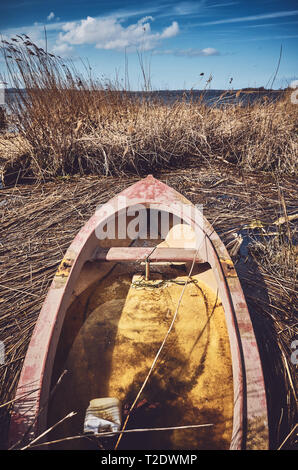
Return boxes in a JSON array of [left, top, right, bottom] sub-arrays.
[[9, 176, 269, 450]]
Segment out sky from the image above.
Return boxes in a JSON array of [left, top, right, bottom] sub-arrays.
[[0, 0, 297, 90]]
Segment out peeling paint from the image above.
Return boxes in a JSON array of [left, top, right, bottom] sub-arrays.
[[55, 258, 74, 278], [220, 258, 237, 277], [247, 414, 269, 450], [54, 257, 75, 287]]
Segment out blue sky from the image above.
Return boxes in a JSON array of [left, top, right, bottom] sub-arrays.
[[1, 0, 297, 89]]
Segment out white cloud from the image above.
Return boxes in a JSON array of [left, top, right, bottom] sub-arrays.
[[207, 2, 239, 8], [198, 47, 219, 56], [47, 12, 55, 21], [1, 14, 179, 59], [52, 42, 74, 56], [154, 47, 219, 57], [201, 9, 298, 25], [161, 21, 179, 38], [55, 15, 179, 52], [173, 1, 205, 16]]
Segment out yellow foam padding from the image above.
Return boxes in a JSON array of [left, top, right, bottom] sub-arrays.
[[50, 270, 233, 450], [158, 223, 198, 249]]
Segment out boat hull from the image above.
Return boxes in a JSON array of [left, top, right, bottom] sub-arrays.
[[9, 175, 269, 450]]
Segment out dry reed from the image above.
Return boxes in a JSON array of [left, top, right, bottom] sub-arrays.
[[0, 36, 297, 184], [0, 165, 296, 449]]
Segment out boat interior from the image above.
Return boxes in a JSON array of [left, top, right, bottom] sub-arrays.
[[46, 209, 234, 450]]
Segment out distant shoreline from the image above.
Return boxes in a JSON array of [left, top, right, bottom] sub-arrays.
[[2, 88, 285, 110], [4, 87, 285, 93]]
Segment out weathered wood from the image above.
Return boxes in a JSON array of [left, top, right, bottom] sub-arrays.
[[93, 247, 205, 263]]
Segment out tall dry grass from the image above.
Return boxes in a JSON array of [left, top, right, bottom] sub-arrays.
[[0, 36, 297, 182], [0, 107, 5, 130]]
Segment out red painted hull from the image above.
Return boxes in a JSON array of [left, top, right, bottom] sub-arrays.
[[9, 175, 269, 449]]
